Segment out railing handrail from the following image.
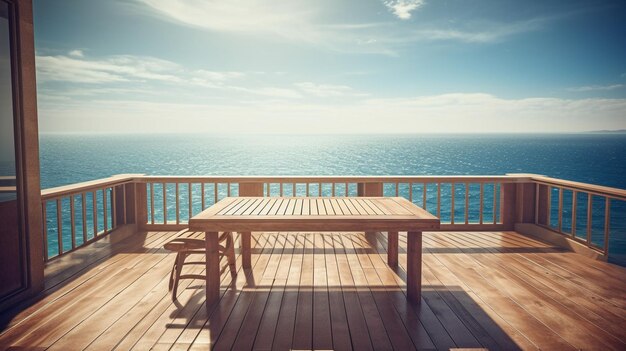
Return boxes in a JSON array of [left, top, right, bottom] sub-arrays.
[[41, 174, 143, 200], [41, 173, 626, 201], [135, 175, 528, 183], [40, 173, 626, 204], [530, 175, 626, 201]]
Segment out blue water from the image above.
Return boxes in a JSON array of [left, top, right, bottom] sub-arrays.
[[39, 133, 626, 263]]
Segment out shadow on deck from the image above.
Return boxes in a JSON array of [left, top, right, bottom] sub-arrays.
[[1, 230, 625, 350]]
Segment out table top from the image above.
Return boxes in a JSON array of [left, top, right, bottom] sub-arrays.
[[189, 197, 440, 232]]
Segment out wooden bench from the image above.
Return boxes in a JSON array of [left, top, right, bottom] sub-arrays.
[[163, 229, 236, 301]]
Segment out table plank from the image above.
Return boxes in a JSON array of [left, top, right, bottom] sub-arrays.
[[259, 198, 278, 215], [341, 198, 359, 215], [251, 198, 271, 215]]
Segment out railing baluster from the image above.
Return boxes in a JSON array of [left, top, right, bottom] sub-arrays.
[[227, 183, 231, 197], [306, 183, 310, 197], [345, 182, 348, 197], [293, 183, 296, 196], [332, 183, 335, 197], [189, 182, 193, 220], [451, 183, 455, 225], [534, 183, 539, 225], [422, 183, 427, 210], [56, 198, 63, 255], [479, 183, 484, 224], [603, 197, 610, 255], [111, 187, 117, 229], [150, 183, 155, 225], [103, 188, 108, 233], [92, 191, 97, 236], [214, 183, 218, 204], [547, 186, 552, 227], [175, 182, 180, 225], [436, 183, 441, 218], [280, 183, 283, 196], [493, 183, 497, 224], [395, 182, 399, 197], [42, 201, 48, 261], [201, 183, 206, 209], [465, 182, 469, 225], [318, 182, 322, 196], [558, 187, 563, 233], [70, 195, 76, 249], [81, 193, 87, 243], [122, 185, 127, 225], [586, 194, 592, 245], [571, 191, 577, 237], [163, 183, 167, 225], [409, 183, 413, 202]]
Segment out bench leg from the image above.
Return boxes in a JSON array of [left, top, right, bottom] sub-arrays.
[[206, 231, 220, 307], [387, 231, 398, 267], [407, 231, 422, 304], [241, 231, 252, 269]]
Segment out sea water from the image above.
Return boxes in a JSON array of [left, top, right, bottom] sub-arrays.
[[39, 133, 626, 264]]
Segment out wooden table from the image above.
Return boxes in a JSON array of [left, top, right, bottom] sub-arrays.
[[189, 197, 440, 306]]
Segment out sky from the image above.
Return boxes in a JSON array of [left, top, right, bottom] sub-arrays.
[[33, 0, 626, 133]]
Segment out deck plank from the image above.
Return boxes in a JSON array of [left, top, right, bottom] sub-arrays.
[[1, 230, 625, 351], [291, 233, 315, 350], [271, 232, 305, 350]]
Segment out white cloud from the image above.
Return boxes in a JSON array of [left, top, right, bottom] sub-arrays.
[[134, 0, 539, 54], [38, 92, 626, 133], [137, 0, 319, 41], [36, 52, 249, 87], [230, 86, 303, 99], [195, 70, 245, 82], [383, 0, 425, 20], [294, 82, 364, 98], [375, 17, 546, 44], [567, 84, 624, 92], [36, 54, 183, 84], [68, 50, 84, 57], [36, 51, 306, 100]]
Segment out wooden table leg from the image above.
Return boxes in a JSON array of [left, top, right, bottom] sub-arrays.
[[241, 231, 252, 268], [387, 231, 398, 267], [205, 231, 220, 307], [407, 231, 422, 303]]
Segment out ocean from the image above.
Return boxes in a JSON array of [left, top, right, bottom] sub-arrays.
[[39, 133, 626, 264]]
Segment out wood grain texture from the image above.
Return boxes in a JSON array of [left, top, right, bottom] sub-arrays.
[[189, 197, 440, 233], [1, 230, 625, 350]]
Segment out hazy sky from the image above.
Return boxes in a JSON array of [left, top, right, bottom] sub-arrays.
[[34, 0, 626, 133]]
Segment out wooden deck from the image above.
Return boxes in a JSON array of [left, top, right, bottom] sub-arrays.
[[1, 230, 625, 350]]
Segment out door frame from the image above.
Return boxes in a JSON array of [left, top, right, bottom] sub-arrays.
[[0, 0, 43, 313]]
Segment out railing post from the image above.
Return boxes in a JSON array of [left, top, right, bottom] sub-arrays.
[[537, 184, 549, 226], [357, 182, 383, 197], [500, 182, 516, 230], [515, 182, 536, 224], [113, 185, 126, 226], [134, 182, 147, 229], [507, 174, 542, 228], [239, 182, 264, 196]]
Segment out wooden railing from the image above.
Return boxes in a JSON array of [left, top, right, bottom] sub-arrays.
[[40, 174, 626, 262], [40, 174, 139, 260], [532, 175, 626, 257], [136, 176, 519, 230]]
